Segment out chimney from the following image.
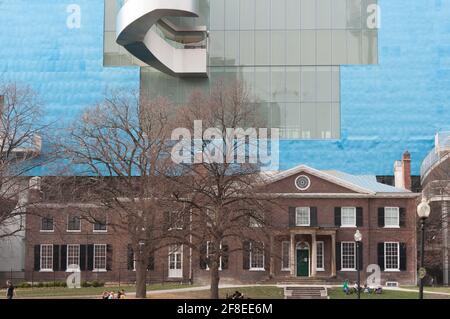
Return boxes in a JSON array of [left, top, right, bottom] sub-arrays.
[[402, 151, 412, 191], [393, 151, 412, 190]]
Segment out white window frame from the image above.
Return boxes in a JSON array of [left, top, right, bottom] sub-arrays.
[[40, 216, 54, 233], [249, 242, 265, 271], [40, 244, 53, 272], [384, 242, 400, 272], [341, 242, 356, 271], [93, 216, 108, 233], [93, 244, 107, 272], [384, 207, 400, 228], [168, 211, 184, 231], [295, 207, 310, 226], [66, 244, 80, 271], [168, 244, 183, 278], [67, 215, 81, 233], [206, 241, 223, 271], [317, 241, 325, 271], [281, 241, 290, 271], [249, 211, 264, 228], [341, 207, 356, 228]]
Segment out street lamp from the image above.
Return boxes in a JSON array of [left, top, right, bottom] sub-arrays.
[[417, 199, 431, 299], [354, 230, 363, 299]]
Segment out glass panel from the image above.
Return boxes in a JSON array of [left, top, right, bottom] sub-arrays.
[[255, 0, 271, 30], [300, 66, 316, 102], [347, 0, 362, 29], [210, 0, 225, 30], [332, 0, 347, 29], [255, 31, 270, 65], [316, 30, 332, 65], [332, 30, 347, 65], [240, 0, 255, 30], [316, 67, 332, 102], [286, 0, 301, 30], [209, 31, 225, 66], [300, 30, 316, 65], [271, 102, 282, 128], [225, 0, 240, 30], [283, 103, 301, 139], [254, 67, 271, 102], [316, 0, 331, 29], [362, 29, 378, 64], [347, 30, 362, 64], [316, 103, 332, 139], [271, 0, 286, 30], [225, 31, 240, 66], [286, 31, 301, 65], [286, 67, 301, 102], [240, 31, 255, 65], [331, 102, 341, 138], [301, 0, 316, 29], [271, 67, 285, 102], [271, 31, 286, 65], [331, 67, 340, 102], [301, 103, 316, 139]]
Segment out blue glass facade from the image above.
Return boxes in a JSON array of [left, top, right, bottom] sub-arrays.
[[0, 0, 449, 175]]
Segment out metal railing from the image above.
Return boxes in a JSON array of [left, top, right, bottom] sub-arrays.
[[421, 132, 450, 181]]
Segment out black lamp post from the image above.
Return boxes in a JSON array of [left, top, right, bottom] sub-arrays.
[[417, 199, 431, 299], [354, 230, 362, 299]]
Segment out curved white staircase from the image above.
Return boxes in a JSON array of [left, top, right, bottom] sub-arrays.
[[116, 0, 208, 77]]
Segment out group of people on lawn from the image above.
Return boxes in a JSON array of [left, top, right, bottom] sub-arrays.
[[343, 279, 383, 295], [102, 289, 126, 299]]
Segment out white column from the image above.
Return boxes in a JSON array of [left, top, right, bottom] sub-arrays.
[[443, 201, 449, 286], [290, 233, 295, 276], [331, 233, 337, 277], [311, 233, 317, 277]]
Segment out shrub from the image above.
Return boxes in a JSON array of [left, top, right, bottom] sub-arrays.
[[18, 282, 31, 288], [81, 281, 91, 288], [37, 282, 44, 288], [92, 280, 104, 288]]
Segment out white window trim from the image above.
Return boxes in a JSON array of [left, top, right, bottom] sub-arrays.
[[168, 244, 183, 278], [93, 244, 107, 272], [168, 211, 184, 231], [66, 244, 80, 272], [249, 242, 265, 271], [206, 241, 223, 271], [67, 215, 81, 233], [341, 207, 357, 228], [93, 218, 108, 233], [40, 244, 53, 272], [384, 242, 400, 272], [40, 217, 54, 233], [384, 207, 400, 229], [341, 241, 356, 271], [295, 207, 311, 227], [281, 241, 290, 271], [317, 241, 325, 272]]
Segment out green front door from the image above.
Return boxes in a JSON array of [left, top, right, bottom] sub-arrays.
[[296, 249, 309, 277]]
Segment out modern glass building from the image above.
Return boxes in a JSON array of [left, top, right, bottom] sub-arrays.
[[0, 0, 449, 174]]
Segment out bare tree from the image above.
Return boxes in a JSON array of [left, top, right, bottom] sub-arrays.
[[170, 81, 278, 299], [0, 82, 49, 239], [62, 91, 183, 298]]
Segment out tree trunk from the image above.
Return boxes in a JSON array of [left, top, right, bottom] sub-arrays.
[[135, 260, 147, 299], [210, 263, 220, 299]]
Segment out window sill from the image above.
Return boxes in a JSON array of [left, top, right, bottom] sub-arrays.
[[67, 230, 81, 233], [66, 269, 80, 273], [40, 230, 55, 233], [92, 269, 107, 272], [384, 269, 401, 272], [93, 231, 108, 234], [295, 224, 311, 227], [39, 270, 54, 272], [340, 226, 357, 228], [317, 268, 325, 272], [281, 268, 290, 272], [384, 226, 400, 229], [340, 269, 357, 272], [249, 268, 265, 272]]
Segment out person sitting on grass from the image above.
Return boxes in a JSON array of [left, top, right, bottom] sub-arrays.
[[5, 280, 16, 300], [375, 286, 383, 294], [363, 284, 371, 294]]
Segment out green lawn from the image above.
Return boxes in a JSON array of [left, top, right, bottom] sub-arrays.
[[0, 283, 193, 299], [328, 288, 450, 299], [149, 286, 284, 299], [401, 286, 450, 294]]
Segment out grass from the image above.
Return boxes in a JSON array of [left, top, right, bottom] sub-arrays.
[[401, 286, 450, 294], [149, 286, 284, 299], [0, 283, 193, 299], [328, 288, 450, 299]]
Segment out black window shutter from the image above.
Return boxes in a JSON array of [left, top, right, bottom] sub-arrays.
[[399, 208, 406, 227], [378, 208, 385, 227], [147, 252, 155, 271], [53, 245, 60, 271], [400, 243, 407, 271], [377, 243, 385, 271], [334, 207, 341, 227], [199, 243, 207, 270], [60, 245, 67, 271], [357, 242, 363, 271], [336, 241, 341, 271], [310, 207, 318, 227], [243, 241, 250, 270], [34, 245, 41, 271], [222, 243, 229, 270], [80, 245, 87, 271], [288, 207, 296, 227], [87, 245, 94, 271], [356, 207, 363, 227], [106, 245, 113, 271], [127, 244, 134, 270]]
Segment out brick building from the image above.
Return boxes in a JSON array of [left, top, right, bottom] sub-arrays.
[[24, 158, 419, 286]]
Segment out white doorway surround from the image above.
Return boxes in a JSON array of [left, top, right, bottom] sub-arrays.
[[168, 244, 183, 278]]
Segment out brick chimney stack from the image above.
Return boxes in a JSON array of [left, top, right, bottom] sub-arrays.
[[402, 151, 412, 191]]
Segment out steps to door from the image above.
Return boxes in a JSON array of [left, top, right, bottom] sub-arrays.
[[284, 286, 328, 299]]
